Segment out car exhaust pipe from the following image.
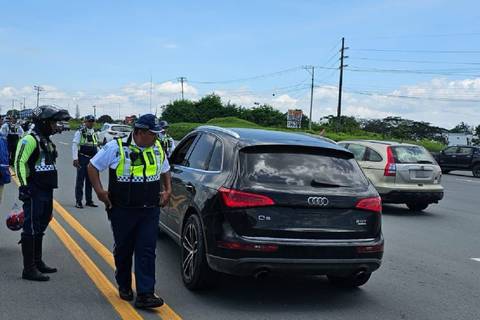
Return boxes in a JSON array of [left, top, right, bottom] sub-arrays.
[[254, 268, 270, 280], [353, 269, 368, 281]]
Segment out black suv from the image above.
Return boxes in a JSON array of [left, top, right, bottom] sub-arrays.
[[160, 126, 383, 290], [433, 145, 480, 177]]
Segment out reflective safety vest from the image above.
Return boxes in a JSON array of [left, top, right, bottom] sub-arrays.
[[27, 132, 58, 189], [108, 135, 165, 208], [78, 129, 98, 157]]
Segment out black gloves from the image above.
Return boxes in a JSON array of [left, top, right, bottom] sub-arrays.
[[19, 185, 32, 201]]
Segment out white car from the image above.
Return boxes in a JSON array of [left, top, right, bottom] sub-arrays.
[[98, 123, 132, 145]]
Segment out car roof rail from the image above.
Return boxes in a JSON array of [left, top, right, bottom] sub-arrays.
[[197, 125, 240, 139]]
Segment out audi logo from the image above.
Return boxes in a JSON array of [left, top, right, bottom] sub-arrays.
[[307, 196, 329, 206]]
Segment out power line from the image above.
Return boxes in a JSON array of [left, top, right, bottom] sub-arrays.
[[350, 48, 480, 54], [349, 57, 480, 66], [33, 85, 44, 107], [188, 66, 302, 84]]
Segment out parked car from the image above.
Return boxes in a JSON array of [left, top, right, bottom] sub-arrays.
[[338, 140, 444, 211], [97, 123, 132, 144], [160, 126, 383, 290], [432, 145, 480, 177]]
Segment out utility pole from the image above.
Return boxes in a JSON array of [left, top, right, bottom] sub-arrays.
[[337, 37, 349, 118], [75, 104, 80, 119], [178, 77, 186, 100], [93, 105, 96, 118], [23, 97, 26, 110], [33, 85, 44, 108], [303, 66, 315, 130]]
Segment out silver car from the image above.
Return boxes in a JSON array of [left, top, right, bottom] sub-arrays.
[[338, 140, 444, 211]]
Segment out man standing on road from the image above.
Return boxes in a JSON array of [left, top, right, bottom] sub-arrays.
[[72, 115, 99, 208], [15, 105, 71, 281], [0, 131, 11, 203], [88, 114, 172, 309], [1, 116, 24, 166], [158, 120, 175, 157]]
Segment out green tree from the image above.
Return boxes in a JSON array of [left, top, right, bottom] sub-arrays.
[[97, 114, 114, 123], [241, 104, 285, 127], [450, 122, 473, 134], [161, 99, 198, 123]]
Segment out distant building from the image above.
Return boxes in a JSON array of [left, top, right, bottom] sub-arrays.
[[446, 133, 477, 146]]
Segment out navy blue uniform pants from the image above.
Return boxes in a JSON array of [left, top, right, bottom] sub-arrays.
[[110, 206, 160, 294], [75, 154, 93, 203], [22, 186, 53, 236]]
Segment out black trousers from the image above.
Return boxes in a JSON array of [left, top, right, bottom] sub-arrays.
[[22, 185, 53, 236], [75, 154, 92, 204], [7, 135, 19, 166], [110, 206, 160, 294]]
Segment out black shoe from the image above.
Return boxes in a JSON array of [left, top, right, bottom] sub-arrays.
[[75, 202, 84, 209], [134, 293, 164, 309], [85, 202, 98, 207], [21, 235, 50, 282], [119, 287, 134, 301]]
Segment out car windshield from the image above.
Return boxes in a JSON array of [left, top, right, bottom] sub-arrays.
[[111, 126, 132, 132], [238, 146, 368, 189], [391, 146, 435, 164]]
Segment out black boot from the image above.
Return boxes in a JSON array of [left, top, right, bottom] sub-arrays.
[[21, 235, 49, 281], [34, 235, 57, 274]]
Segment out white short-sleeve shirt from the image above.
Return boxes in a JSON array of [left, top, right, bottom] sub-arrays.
[[90, 138, 170, 174]]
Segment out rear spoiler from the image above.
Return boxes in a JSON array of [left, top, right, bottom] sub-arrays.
[[239, 144, 354, 160]]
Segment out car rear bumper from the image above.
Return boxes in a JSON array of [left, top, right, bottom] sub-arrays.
[[207, 236, 383, 276], [381, 190, 444, 204]]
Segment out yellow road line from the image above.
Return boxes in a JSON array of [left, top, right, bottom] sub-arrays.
[[9, 170, 142, 320], [10, 168, 182, 320], [50, 218, 143, 320], [52, 200, 182, 320]]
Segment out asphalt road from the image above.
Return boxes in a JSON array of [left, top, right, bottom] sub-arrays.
[[1, 131, 479, 320]]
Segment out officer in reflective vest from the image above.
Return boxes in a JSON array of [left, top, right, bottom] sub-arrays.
[[158, 120, 175, 157], [1, 116, 24, 165], [72, 115, 99, 208], [88, 114, 172, 309], [15, 105, 71, 281]]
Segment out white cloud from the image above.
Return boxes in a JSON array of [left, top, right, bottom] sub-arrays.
[[1, 77, 479, 129]]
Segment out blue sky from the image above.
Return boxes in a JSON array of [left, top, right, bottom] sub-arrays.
[[1, 0, 480, 128]]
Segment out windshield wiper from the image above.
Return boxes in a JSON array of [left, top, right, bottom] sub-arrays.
[[310, 179, 347, 188]]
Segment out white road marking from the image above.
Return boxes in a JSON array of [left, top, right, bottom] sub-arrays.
[[456, 178, 480, 184], [471, 258, 480, 262], [58, 142, 69, 145]]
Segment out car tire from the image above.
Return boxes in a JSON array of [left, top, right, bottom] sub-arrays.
[[102, 138, 107, 145], [472, 164, 480, 178], [406, 202, 429, 212], [327, 271, 372, 288], [181, 214, 217, 290], [441, 168, 450, 174]]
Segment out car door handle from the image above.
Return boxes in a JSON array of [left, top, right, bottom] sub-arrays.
[[185, 183, 194, 192]]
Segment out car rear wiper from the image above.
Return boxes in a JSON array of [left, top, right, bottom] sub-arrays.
[[416, 160, 434, 164], [310, 179, 347, 188]]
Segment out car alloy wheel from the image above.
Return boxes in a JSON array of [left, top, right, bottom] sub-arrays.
[[182, 222, 198, 282], [180, 215, 217, 290], [473, 165, 480, 178]]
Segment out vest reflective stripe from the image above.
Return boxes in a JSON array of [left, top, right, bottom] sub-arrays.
[[34, 164, 56, 172], [79, 130, 98, 146], [115, 138, 164, 182]]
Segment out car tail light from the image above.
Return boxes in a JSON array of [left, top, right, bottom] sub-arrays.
[[357, 243, 383, 253], [218, 187, 275, 208], [217, 241, 279, 252], [384, 146, 396, 176], [355, 196, 382, 213]]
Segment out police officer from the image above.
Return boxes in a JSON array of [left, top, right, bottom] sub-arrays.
[[158, 120, 175, 157], [15, 105, 71, 281], [72, 115, 99, 208], [88, 114, 171, 309], [1, 116, 24, 165]]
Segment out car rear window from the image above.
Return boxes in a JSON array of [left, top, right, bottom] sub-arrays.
[[238, 146, 368, 189], [111, 126, 132, 132], [391, 146, 435, 164]]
